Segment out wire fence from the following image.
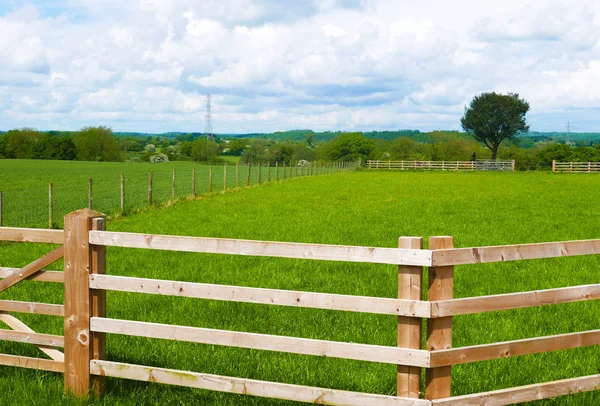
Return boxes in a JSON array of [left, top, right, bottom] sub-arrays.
[[0, 161, 356, 228]]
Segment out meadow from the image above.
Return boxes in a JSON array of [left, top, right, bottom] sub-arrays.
[[0, 159, 310, 228], [0, 169, 599, 405]]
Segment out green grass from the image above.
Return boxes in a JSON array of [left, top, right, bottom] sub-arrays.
[[0, 170, 599, 405], [220, 156, 242, 164], [0, 160, 316, 228]]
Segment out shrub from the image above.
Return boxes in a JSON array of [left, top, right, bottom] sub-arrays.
[[149, 153, 169, 163]]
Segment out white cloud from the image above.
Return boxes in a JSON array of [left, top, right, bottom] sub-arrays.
[[109, 27, 135, 48], [1, 0, 600, 132]]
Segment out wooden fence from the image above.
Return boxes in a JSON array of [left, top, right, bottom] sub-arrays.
[[0, 160, 357, 228], [552, 160, 600, 173], [367, 160, 515, 172], [0, 210, 599, 404]]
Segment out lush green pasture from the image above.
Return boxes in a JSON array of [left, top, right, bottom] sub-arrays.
[[0, 170, 599, 405], [0, 159, 309, 228]]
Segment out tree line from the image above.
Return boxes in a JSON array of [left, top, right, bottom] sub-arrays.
[[1, 125, 599, 170]]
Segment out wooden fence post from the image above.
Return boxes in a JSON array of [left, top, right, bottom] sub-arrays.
[[88, 179, 93, 209], [49, 182, 53, 229], [224, 165, 227, 192], [90, 217, 106, 395], [511, 160, 516, 172], [426, 236, 454, 401], [120, 174, 125, 213], [246, 163, 251, 187], [258, 162, 262, 184], [236, 163, 239, 188], [172, 169, 176, 200], [398, 237, 423, 399], [64, 209, 106, 398], [267, 162, 271, 182], [0, 191, 3, 227], [276, 161, 279, 181], [192, 168, 196, 197], [295, 162, 298, 177], [209, 165, 213, 193], [552, 160, 556, 173], [283, 162, 286, 179], [148, 171, 153, 205]]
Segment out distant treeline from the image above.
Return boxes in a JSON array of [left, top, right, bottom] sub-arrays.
[[1, 127, 599, 170], [222, 131, 600, 170], [3, 128, 600, 144]]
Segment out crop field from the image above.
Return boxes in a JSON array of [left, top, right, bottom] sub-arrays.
[[0, 170, 599, 405], [0, 159, 314, 228]]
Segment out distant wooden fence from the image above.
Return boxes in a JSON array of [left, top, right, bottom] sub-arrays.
[[367, 160, 515, 172], [552, 160, 600, 173], [0, 211, 599, 404]]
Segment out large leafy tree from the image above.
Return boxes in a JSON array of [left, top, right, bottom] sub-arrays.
[[326, 132, 376, 162], [190, 138, 220, 162], [228, 139, 246, 156], [4, 128, 44, 159], [461, 92, 530, 159], [74, 126, 121, 161]]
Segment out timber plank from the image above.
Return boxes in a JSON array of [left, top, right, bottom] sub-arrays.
[[88, 230, 433, 266], [89, 274, 431, 318], [90, 360, 432, 406], [90, 317, 431, 368]]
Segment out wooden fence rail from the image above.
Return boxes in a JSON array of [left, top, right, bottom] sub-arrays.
[[0, 217, 599, 404], [367, 160, 515, 172], [552, 160, 600, 173]]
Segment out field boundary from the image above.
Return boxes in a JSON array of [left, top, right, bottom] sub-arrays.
[[0, 160, 358, 229], [366, 160, 515, 172], [552, 160, 600, 173], [0, 212, 599, 404]]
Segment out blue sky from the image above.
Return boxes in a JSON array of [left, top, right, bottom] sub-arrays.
[[1, 0, 600, 133]]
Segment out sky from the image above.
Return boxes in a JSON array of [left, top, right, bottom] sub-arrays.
[[1, 0, 600, 134]]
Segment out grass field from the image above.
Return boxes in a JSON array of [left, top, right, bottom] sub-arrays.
[[0, 170, 599, 405], [0, 159, 319, 228]]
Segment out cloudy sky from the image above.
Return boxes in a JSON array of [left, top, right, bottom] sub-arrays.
[[1, 0, 599, 133]]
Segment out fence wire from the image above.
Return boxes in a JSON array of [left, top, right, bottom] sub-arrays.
[[0, 162, 353, 228]]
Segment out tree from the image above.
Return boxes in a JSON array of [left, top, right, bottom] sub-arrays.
[[536, 143, 572, 167], [389, 137, 419, 160], [268, 142, 295, 163], [242, 139, 269, 163], [461, 92, 530, 160], [4, 128, 44, 159], [190, 138, 220, 162], [228, 139, 246, 156], [326, 132, 376, 162], [73, 126, 121, 162], [180, 141, 193, 157]]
